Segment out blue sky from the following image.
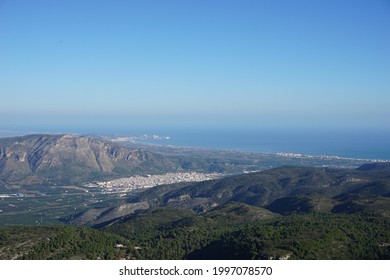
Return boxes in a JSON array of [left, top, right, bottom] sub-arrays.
[[0, 0, 389, 133]]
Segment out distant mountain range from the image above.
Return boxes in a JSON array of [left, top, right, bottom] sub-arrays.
[[0, 134, 179, 185]]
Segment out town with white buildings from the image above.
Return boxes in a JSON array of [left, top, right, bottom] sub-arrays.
[[88, 172, 223, 194]]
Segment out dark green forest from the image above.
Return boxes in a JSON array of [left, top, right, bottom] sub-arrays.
[[1, 206, 389, 260]]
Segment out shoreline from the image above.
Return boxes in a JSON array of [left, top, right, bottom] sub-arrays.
[[124, 140, 390, 163]]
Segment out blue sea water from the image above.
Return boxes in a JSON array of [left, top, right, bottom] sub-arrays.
[[113, 127, 390, 161], [2, 126, 390, 160]]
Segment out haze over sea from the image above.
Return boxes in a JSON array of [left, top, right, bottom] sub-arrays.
[[100, 127, 390, 161], [2, 126, 389, 161], [136, 128, 390, 161]]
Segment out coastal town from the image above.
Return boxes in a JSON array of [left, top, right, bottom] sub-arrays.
[[87, 172, 223, 194], [276, 152, 388, 162]]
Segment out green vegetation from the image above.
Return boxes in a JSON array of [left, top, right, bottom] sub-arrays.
[[188, 212, 390, 260], [104, 207, 231, 259], [1, 205, 389, 260], [103, 207, 390, 260], [0, 225, 134, 260]]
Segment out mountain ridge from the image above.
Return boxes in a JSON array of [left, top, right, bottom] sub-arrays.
[[62, 163, 390, 226], [0, 134, 179, 185]]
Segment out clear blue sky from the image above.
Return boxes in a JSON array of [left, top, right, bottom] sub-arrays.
[[0, 0, 389, 133]]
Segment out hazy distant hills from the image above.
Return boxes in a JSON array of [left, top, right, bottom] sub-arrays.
[[357, 162, 390, 173], [0, 134, 179, 185]]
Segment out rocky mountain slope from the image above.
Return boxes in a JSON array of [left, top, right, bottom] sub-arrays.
[[0, 134, 179, 185]]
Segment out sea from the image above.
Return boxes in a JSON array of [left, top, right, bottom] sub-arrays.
[[130, 128, 390, 161], [1, 126, 390, 161]]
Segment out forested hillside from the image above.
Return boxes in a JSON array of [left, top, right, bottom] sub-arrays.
[[1, 207, 389, 260]]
